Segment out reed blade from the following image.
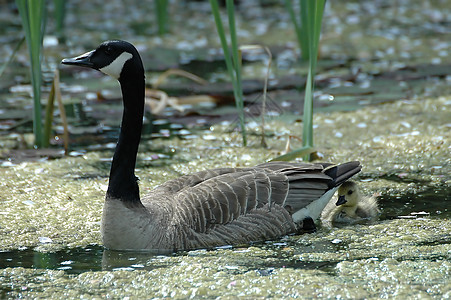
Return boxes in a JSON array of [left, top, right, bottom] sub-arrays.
[[16, 0, 46, 148], [282, 0, 326, 161], [43, 74, 56, 148], [271, 146, 315, 162], [209, 0, 247, 146], [155, 0, 169, 35], [0, 37, 25, 78], [302, 0, 325, 161], [54, 0, 66, 40]]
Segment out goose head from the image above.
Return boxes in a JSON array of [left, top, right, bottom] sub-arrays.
[[61, 40, 144, 81], [336, 181, 360, 207], [62, 40, 145, 204]]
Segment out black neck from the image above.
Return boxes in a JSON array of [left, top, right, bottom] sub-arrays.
[[106, 72, 145, 203]]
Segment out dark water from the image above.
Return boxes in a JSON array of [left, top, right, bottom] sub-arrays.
[[0, 243, 339, 275], [378, 185, 450, 220], [0, 245, 104, 275], [0, 186, 448, 275]]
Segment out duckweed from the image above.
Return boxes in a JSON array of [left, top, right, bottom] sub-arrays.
[[1, 95, 449, 298], [1, 0, 450, 296]]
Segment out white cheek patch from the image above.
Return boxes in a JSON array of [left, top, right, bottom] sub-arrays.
[[100, 52, 133, 79]]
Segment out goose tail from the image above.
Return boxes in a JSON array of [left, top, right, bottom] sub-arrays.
[[323, 161, 362, 187]]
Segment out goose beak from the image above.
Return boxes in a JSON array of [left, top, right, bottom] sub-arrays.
[[61, 50, 95, 68], [336, 195, 347, 206]]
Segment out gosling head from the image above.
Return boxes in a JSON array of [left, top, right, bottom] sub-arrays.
[[336, 181, 360, 207], [61, 40, 144, 81]]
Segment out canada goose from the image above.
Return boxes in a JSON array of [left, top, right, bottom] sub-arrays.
[[62, 40, 362, 252], [321, 181, 380, 227]]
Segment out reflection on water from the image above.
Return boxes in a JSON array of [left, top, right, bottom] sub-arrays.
[[378, 185, 450, 220], [0, 242, 339, 275], [0, 246, 178, 275], [0, 245, 104, 275]]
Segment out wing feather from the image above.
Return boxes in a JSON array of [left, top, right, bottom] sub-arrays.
[[146, 161, 361, 238]]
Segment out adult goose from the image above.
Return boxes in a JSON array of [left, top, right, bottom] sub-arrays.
[[62, 40, 361, 252]]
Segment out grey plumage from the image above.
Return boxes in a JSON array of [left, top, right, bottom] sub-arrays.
[[118, 161, 361, 251]]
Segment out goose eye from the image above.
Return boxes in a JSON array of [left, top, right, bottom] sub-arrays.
[[348, 190, 353, 195], [105, 47, 112, 55]]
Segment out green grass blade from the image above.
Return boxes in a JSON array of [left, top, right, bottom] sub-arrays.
[[284, 0, 309, 61], [209, 0, 235, 83], [226, 0, 246, 145], [279, 0, 326, 160], [16, 0, 46, 148], [155, 0, 169, 35], [209, 0, 247, 146], [226, 0, 239, 72], [301, 0, 326, 160], [306, 0, 325, 72], [54, 0, 66, 40], [0, 37, 25, 78], [313, 2, 326, 66], [270, 146, 315, 162], [302, 68, 314, 151], [15, 1, 29, 36], [299, 0, 310, 60], [29, 0, 45, 148], [53, 69, 69, 154], [43, 74, 56, 148], [283, 0, 301, 42]]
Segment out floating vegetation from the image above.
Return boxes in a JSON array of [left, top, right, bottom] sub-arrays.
[[0, 0, 450, 298]]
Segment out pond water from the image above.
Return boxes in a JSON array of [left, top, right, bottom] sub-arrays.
[[1, 0, 450, 298], [1, 184, 449, 298], [1, 184, 449, 273]]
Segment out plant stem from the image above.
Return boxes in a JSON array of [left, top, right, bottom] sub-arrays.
[[302, 0, 326, 160], [16, 0, 46, 148], [209, 0, 247, 146], [0, 37, 25, 78], [43, 75, 56, 148], [54, 69, 69, 154], [271, 146, 315, 162], [54, 0, 66, 41], [155, 0, 169, 35]]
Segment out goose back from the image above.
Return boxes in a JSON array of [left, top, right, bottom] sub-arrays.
[[119, 161, 362, 251]]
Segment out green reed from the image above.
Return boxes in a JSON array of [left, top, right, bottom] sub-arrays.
[[0, 37, 24, 78], [16, 0, 46, 148], [155, 0, 169, 35], [54, 0, 66, 41], [276, 0, 326, 161], [209, 0, 247, 146]]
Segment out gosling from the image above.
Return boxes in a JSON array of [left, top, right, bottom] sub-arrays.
[[321, 181, 380, 227]]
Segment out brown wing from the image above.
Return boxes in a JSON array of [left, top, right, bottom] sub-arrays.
[[168, 161, 361, 232], [147, 162, 360, 232], [142, 161, 361, 250], [172, 169, 290, 233]]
